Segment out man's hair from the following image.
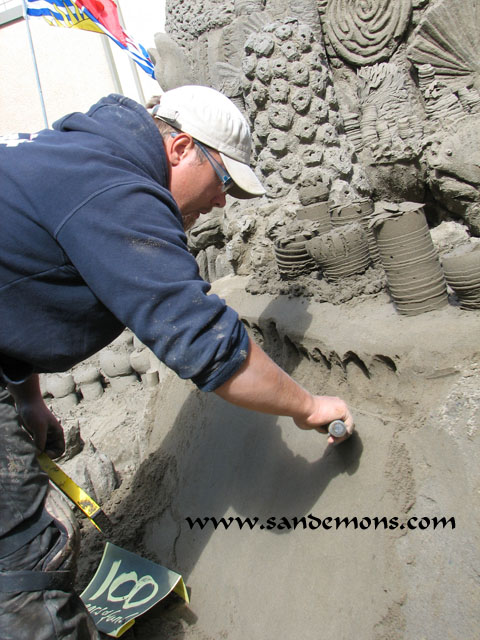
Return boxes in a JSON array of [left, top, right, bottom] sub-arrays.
[[148, 94, 205, 163], [145, 94, 161, 110]]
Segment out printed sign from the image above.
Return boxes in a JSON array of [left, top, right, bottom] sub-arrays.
[[80, 542, 189, 637]]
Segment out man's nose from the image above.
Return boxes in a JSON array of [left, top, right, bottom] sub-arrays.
[[213, 191, 227, 208]]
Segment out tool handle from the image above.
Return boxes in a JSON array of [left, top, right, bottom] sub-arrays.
[[328, 419, 347, 438]]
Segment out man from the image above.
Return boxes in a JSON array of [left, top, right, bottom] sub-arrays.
[[0, 86, 354, 638]]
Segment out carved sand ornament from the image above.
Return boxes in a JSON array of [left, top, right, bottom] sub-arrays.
[[322, 0, 413, 66], [407, 0, 480, 91], [273, 233, 317, 279], [165, 0, 237, 44], [357, 62, 423, 160], [148, 33, 195, 91], [288, 0, 324, 36], [217, 11, 272, 105], [330, 199, 381, 263], [235, 0, 265, 15], [442, 244, 480, 310], [370, 202, 448, 315], [242, 17, 371, 204], [425, 113, 480, 235], [305, 223, 371, 281]]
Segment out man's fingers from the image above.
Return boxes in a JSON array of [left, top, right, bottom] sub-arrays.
[[23, 422, 47, 451], [45, 424, 65, 459], [314, 425, 328, 435], [328, 431, 352, 446], [342, 409, 355, 434]]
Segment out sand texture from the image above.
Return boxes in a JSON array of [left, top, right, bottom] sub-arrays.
[[51, 276, 479, 640]]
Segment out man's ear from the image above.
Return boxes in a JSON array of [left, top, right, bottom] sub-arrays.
[[166, 133, 195, 167]]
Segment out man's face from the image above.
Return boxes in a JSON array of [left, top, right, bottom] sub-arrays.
[[166, 134, 229, 230]]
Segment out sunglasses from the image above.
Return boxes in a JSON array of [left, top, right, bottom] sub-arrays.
[[170, 132, 233, 193], [194, 141, 234, 193]]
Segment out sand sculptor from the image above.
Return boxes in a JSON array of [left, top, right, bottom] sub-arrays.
[[0, 84, 353, 639]]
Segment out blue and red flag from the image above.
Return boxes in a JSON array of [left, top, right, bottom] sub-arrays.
[[24, 0, 155, 78]]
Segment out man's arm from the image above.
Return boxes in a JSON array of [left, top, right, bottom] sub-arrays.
[[7, 374, 65, 458], [214, 338, 354, 444]]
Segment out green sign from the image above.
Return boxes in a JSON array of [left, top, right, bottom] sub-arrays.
[[81, 542, 188, 637]]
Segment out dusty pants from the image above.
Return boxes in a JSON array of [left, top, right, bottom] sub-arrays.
[[0, 388, 99, 639]]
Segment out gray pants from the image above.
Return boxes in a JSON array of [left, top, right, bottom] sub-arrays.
[[0, 389, 99, 639]]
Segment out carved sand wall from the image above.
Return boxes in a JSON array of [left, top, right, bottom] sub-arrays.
[[153, 0, 480, 300], [321, 0, 412, 66]]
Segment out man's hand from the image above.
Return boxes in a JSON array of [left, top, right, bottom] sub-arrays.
[[215, 338, 355, 445], [8, 375, 65, 458], [293, 395, 354, 445], [18, 399, 65, 459]]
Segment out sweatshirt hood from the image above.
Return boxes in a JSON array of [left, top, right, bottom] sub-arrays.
[[53, 94, 168, 187]]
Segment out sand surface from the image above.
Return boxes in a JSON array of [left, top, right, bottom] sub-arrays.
[[55, 276, 479, 640]]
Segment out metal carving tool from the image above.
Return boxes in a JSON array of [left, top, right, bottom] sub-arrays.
[[328, 419, 347, 438]]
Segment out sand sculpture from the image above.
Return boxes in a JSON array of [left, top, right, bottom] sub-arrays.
[[148, 0, 480, 316], [40, 0, 480, 436], [35, 5, 479, 637]]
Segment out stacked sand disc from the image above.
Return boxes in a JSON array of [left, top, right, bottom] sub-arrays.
[[371, 202, 448, 316], [330, 199, 381, 264], [442, 244, 480, 310], [296, 200, 332, 235], [305, 223, 371, 281], [295, 183, 332, 235], [274, 233, 317, 279]]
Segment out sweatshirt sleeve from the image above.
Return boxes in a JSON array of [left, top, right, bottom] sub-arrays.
[[55, 181, 249, 391]]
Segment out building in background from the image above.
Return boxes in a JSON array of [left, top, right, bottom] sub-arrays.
[[0, 0, 164, 134]]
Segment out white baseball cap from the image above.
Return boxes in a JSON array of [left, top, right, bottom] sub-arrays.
[[152, 85, 266, 199]]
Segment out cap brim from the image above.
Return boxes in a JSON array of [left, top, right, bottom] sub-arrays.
[[220, 153, 266, 200]]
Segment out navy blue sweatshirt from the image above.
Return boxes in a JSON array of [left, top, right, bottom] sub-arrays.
[[0, 94, 248, 390]]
